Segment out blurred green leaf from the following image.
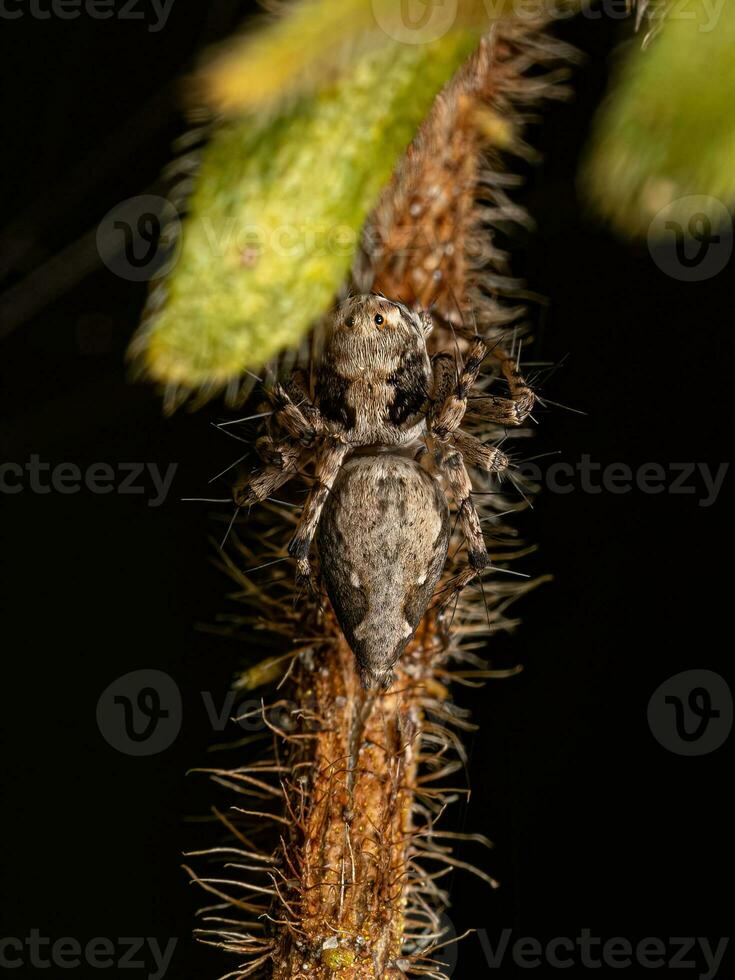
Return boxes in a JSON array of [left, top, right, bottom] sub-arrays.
[[196, 0, 552, 115], [583, 0, 735, 236], [138, 31, 480, 390]]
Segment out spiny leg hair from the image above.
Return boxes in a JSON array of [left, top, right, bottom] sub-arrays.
[[428, 340, 533, 609]]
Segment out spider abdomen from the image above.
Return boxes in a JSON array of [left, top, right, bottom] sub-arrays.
[[317, 453, 450, 689]]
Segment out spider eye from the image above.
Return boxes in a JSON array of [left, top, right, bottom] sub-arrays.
[[374, 314, 384, 326], [345, 315, 355, 327]]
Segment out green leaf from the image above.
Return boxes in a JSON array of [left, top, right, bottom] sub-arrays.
[[196, 0, 531, 116], [582, 0, 735, 236], [138, 31, 480, 390]]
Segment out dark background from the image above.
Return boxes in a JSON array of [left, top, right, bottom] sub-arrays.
[[0, 4, 731, 978]]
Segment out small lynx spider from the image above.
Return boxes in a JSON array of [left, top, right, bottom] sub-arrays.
[[233, 294, 534, 687]]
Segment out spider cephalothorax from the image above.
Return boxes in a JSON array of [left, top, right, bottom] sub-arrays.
[[233, 293, 535, 687], [315, 293, 432, 446]]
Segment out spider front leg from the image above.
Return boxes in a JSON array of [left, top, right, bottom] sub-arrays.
[[452, 429, 510, 476], [431, 340, 488, 439], [287, 439, 350, 591], [468, 346, 535, 426], [232, 440, 306, 508], [270, 370, 325, 444]]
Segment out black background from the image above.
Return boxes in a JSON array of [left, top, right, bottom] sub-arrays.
[[0, 3, 732, 978]]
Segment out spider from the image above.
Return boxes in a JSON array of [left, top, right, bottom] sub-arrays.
[[232, 293, 534, 605]]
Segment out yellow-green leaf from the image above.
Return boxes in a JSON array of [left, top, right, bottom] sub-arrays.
[[137, 32, 480, 391], [196, 0, 543, 116], [582, 0, 735, 236]]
